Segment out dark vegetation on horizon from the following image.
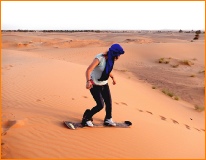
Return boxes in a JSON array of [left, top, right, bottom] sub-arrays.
[[1, 29, 205, 34], [179, 29, 203, 41]]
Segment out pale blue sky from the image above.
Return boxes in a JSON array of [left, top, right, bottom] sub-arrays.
[[1, 1, 205, 30]]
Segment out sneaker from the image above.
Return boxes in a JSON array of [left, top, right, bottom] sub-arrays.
[[104, 118, 116, 126], [86, 120, 94, 127], [81, 109, 93, 126]]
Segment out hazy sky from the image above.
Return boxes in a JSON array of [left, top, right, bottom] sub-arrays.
[[2, 1, 205, 30]]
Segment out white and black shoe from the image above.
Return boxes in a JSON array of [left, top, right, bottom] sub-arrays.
[[81, 109, 93, 127], [85, 120, 94, 127], [104, 118, 116, 126]]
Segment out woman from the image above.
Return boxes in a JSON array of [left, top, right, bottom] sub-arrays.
[[82, 44, 125, 127]]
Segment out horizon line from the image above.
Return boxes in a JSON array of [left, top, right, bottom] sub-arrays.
[[2, 29, 205, 31]]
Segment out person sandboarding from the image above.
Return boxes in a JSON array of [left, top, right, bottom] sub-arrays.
[[81, 44, 125, 127]]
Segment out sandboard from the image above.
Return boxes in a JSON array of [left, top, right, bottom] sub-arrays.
[[64, 121, 132, 130]]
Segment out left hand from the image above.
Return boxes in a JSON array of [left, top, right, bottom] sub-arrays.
[[112, 78, 116, 85]]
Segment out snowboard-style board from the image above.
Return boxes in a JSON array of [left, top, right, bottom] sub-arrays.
[[64, 121, 132, 130]]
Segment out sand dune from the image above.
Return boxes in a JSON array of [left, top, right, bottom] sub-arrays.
[[123, 38, 153, 44], [1, 31, 205, 158]]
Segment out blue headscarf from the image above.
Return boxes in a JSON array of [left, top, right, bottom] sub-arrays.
[[98, 44, 124, 81]]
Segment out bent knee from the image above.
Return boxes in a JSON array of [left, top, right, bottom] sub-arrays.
[[96, 104, 104, 111]]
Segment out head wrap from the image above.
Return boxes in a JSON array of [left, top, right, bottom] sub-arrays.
[[98, 44, 124, 81]]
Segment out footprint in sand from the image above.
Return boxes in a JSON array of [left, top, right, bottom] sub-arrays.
[[194, 128, 201, 132], [184, 124, 191, 130], [36, 98, 46, 102], [121, 102, 128, 106], [137, 109, 144, 112], [171, 119, 179, 124], [36, 99, 42, 102], [1, 132, 7, 136], [135, 109, 202, 133], [1, 142, 8, 158], [146, 111, 153, 115], [3, 65, 14, 71], [160, 115, 167, 121]]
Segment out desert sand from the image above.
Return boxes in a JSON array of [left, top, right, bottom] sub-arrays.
[[1, 31, 205, 158]]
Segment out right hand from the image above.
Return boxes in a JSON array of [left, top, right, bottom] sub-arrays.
[[86, 81, 93, 89]]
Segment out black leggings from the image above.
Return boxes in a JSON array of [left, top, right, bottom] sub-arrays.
[[85, 84, 112, 120]]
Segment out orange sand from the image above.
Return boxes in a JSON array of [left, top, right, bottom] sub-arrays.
[[1, 31, 205, 158]]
